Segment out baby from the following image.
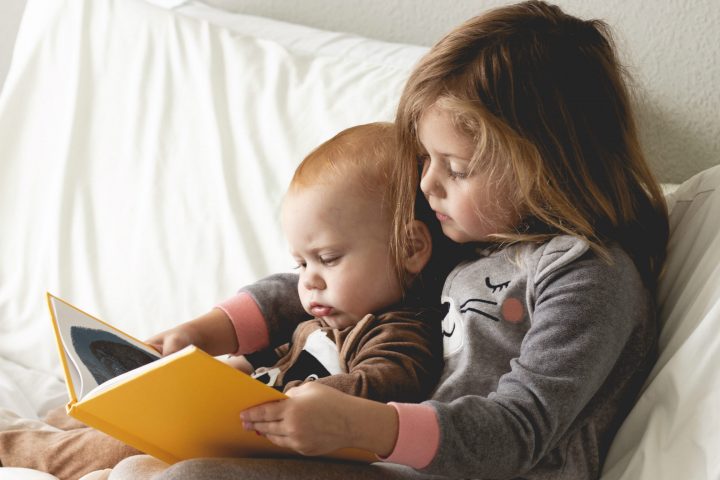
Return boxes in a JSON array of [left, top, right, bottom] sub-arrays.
[[151, 121, 443, 401]]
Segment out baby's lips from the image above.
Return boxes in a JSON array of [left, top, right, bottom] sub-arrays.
[[310, 304, 332, 316]]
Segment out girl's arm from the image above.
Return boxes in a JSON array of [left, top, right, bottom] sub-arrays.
[[146, 306, 238, 356], [236, 273, 310, 347], [147, 273, 309, 356], [240, 382, 400, 457], [387, 246, 656, 478], [243, 245, 655, 477]]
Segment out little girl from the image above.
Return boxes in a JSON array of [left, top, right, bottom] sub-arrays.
[[150, 1, 669, 479]]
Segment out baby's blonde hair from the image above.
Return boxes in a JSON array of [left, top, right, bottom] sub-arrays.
[[394, 0, 668, 289], [289, 122, 414, 287], [290, 123, 393, 198]]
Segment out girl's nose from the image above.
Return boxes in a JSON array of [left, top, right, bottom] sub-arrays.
[[419, 159, 444, 198]]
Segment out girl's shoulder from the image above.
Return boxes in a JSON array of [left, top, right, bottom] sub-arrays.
[[524, 236, 641, 291], [525, 235, 591, 282], [441, 236, 648, 318], [452, 235, 637, 284]]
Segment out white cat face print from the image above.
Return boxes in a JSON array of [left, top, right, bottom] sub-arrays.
[[441, 275, 527, 358]]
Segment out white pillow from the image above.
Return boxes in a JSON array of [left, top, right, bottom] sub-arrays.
[[602, 164, 720, 479]]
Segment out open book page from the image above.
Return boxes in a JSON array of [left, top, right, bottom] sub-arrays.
[[82, 345, 194, 400], [48, 294, 161, 400]]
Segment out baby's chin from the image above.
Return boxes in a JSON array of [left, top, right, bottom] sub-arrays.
[[320, 313, 361, 330], [303, 303, 363, 329]]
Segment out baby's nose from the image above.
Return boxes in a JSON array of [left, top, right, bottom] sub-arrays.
[[302, 270, 325, 290]]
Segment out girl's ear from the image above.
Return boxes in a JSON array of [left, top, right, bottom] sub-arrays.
[[404, 220, 432, 275]]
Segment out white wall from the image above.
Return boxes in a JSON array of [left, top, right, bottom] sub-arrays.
[[2, 0, 718, 182], [204, 0, 720, 183], [0, 0, 27, 93]]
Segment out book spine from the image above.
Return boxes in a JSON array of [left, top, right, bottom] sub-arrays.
[[69, 402, 179, 464]]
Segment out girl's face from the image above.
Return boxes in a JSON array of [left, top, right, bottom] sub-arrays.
[[418, 106, 519, 243]]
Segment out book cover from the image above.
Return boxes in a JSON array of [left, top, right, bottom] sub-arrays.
[[46, 293, 375, 464]]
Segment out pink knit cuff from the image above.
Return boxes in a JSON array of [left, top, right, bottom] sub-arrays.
[[215, 293, 270, 355], [380, 403, 439, 469]]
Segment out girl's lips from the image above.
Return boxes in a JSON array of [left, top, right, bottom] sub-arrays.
[[435, 211, 450, 222], [310, 304, 333, 317]]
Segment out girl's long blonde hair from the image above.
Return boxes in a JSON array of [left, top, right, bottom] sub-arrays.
[[393, 0, 669, 289]]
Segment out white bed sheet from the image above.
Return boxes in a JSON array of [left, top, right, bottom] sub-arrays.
[[0, 358, 65, 420], [0, 0, 718, 479]]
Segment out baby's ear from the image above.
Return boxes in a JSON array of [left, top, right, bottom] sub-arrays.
[[404, 220, 432, 274]]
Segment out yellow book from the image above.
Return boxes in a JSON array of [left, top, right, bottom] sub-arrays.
[[46, 293, 375, 464]]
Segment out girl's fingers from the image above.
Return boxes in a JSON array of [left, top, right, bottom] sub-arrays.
[[245, 420, 288, 437], [241, 400, 286, 423], [263, 433, 296, 450]]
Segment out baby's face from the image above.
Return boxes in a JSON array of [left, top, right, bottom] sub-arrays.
[[281, 180, 403, 329]]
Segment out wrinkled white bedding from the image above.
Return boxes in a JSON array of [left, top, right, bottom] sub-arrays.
[[0, 0, 423, 374], [0, 358, 65, 421], [0, 0, 718, 479]]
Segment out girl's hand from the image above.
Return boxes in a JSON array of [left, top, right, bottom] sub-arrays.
[[145, 324, 198, 356], [240, 382, 399, 457], [145, 308, 238, 356], [222, 354, 255, 374]]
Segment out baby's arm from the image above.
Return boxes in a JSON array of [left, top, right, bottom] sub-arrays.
[[283, 310, 443, 402]]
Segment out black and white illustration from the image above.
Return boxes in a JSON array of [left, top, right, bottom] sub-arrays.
[[49, 295, 161, 399], [70, 326, 159, 385]]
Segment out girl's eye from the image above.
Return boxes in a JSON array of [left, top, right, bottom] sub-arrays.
[[447, 160, 469, 180], [448, 168, 468, 180], [292, 261, 306, 270]]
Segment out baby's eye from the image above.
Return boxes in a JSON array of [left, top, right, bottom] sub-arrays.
[[292, 261, 307, 270], [320, 256, 340, 266]]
